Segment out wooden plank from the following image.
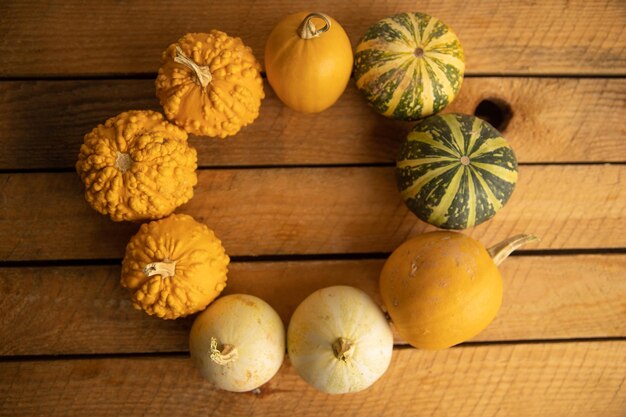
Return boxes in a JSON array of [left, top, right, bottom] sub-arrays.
[[1, 1, 625, 76], [0, 342, 624, 416], [1, 78, 625, 170], [1, 255, 625, 356], [0, 165, 624, 261]]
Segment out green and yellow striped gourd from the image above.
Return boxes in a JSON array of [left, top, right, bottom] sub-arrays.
[[354, 12, 464, 120], [396, 114, 518, 229]]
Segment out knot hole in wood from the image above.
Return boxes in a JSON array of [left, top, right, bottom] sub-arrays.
[[474, 98, 513, 132]]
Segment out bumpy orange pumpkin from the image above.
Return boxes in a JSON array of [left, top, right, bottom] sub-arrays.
[[265, 12, 353, 113], [76, 110, 197, 222], [121, 214, 230, 319], [156, 31, 265, 138], [379, 232, 536, 349]]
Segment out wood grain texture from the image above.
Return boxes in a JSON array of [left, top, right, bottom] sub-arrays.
[[1, 0, 625, 76], [1, 165, 624, 261], [1, 78, 625, 170], [1, 255, 625, 356], [1, 342, 625, 416], [0, 0, 623, 414]]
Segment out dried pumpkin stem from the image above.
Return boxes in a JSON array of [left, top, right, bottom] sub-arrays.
[[332, 337, 355, 362], [297, 12, 331, 39], [115, 152, 133, 172], [143, 261, 177, 278], [488, 234, 539, 266], [174, 45, 213, 88], [210, 337, 239, 365]]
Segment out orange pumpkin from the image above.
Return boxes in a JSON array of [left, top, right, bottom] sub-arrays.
[[379, 232, 537, 350], [265, 12, 353, 113], [156, 31, 264, 138], [121, 213, 229, 319], [76, 110, 197, 222]]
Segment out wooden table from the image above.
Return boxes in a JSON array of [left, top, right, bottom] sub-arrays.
[[1, 1, 625, 415]]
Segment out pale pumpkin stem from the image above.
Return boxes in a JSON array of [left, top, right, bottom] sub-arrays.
[[115, 152, 133, 172], [488, 234, 539, 266], [332, 337, 355, 362], [174, 45, 213, 88], [143, 261, 177, 278], [297, 12, 331, 39], [209, 337, 239, 365]]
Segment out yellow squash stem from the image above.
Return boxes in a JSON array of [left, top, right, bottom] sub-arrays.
[[143, 261, 177, 278], [209, 337, 239, 365], [174, 45, 213, 88], [332, 337, 355, 362], [297, 12, 331, 39], [488, 234, 539, 266]]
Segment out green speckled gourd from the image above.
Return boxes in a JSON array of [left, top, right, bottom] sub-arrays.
[[354, 12, 464, 120], [396, 114, 518, 229]]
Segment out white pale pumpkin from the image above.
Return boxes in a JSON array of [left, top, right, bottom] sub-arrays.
[[189, 294, 285, 392], [287, 286, 393, 394]]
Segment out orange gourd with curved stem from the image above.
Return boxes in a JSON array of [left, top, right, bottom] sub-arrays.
[[379, 232, 537, 350], [265, 12, 353, 113]]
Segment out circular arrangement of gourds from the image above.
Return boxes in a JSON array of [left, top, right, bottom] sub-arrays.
[[76, 11, 537, 394]]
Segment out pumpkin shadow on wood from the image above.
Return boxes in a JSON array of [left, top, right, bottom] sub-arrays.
[[347, 79, 408, 164], [1, 80, 159, 170]]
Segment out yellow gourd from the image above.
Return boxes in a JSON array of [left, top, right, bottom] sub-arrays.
[[121, 214, 229, 319], [155, 31, 265, 138], [76, 110, 197, 222], [379, 232, 537, 350], [265, 12, 353, 113]]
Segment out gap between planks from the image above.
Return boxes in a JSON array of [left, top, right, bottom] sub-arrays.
[[1, 77, 625, 170], [0, 165, 624, 261], [2, 337, 626, 363], [3, 161, 626, 176], [1, 255, 625, 355], [0, 341, 624, 417], [2, 73, 626, 82], [1, 0, 626, 76], [2, 247, 626, 268]]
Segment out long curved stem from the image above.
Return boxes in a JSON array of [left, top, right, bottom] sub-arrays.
[[488, 234, 539, 266], [297, 13, 331, 39]]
